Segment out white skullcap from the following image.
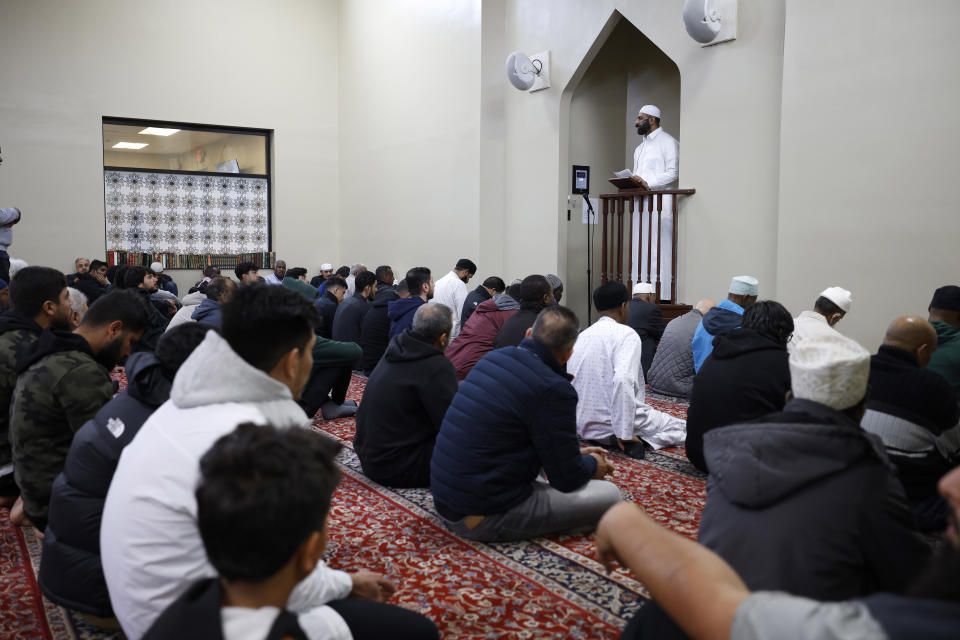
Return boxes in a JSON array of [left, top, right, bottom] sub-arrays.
[[320, 263, 333, 271], [789, 332, 870, 410], [729, 275, 759, 296], [633, 282, 656, 295], [639, 105, 661, 119], [150, 262, 164, 273], [819, 286, 853, 313]]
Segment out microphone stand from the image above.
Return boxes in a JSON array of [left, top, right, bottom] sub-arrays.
[[583, 194, 596, 325]]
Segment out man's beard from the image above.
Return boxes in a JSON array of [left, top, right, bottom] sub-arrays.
[[50, 314, 73, 332], [460, 276, 470, 284], [907, 543, 960, 603], [636, 122, 650, 136], [95, 337, 127, 370]]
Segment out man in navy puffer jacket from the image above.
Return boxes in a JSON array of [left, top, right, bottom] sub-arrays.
[[38, 323, 211, 617], [431, 305, 621, 542]]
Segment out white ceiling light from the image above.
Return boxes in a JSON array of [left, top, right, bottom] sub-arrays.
[[112, 142, 149, 149], [138, 127, 180, 136]]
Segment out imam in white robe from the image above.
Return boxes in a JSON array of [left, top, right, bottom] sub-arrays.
[[568, 316, 686, 449], [632, 127, 679, 299]]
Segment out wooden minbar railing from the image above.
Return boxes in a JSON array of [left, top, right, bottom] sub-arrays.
[[598, 187, 695, 321]]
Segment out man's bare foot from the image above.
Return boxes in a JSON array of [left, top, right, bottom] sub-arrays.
[[9, 497, 34, 528]]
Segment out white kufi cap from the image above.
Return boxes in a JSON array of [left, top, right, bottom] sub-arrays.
[[819, 286, 853, 313], [729, 275, 759, 296], [789, 332, 870, 410], [639, 105, 661, 119], [633, 282, 656, 295], [150, 262, 164, 273], [320, 263, 333, 271]]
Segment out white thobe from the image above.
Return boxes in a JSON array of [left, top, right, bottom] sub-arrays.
[[632, 127, 679, 298], [567, 316, 686, 449], [433, 270, 469, 338], [787, 310, 843, 355]]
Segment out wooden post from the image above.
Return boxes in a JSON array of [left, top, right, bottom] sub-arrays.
[[616, 196, 624, 282], [671, 194, 679, 304], [601, 197, 608, 283], [627, 196, 634, 290], [656, 194, 663, 301], [645, 196, 652, 287]]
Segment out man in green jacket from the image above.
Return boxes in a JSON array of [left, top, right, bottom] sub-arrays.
[[0, 267, 73, 506], [9, 290, 151, 529], [928, 285, 960, 406]]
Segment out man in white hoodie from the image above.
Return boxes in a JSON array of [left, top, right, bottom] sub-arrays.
[[101, 284, 400, 639]]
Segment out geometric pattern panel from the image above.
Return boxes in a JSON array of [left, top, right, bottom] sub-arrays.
[[104, 170, 269, 254]]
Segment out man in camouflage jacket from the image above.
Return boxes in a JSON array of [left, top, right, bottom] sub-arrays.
[[0, 267, 72, 504], [9, 289, 150, 528]]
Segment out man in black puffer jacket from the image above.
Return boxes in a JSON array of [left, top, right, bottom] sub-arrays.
[[38, 323, 211, 618]]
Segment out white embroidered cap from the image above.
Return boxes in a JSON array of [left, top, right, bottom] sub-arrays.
[[320, 263, 333, 271], [729, 275, 759, 296], [639, 105, 661, 119], [633, 282, 656, 295], [819, 286, 853, 313], [789, 332, 870, 410]]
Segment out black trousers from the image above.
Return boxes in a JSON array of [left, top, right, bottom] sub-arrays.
[[301, 364, 353, 416], [327, 598, 439, 640], [0, 250, 9, 283]]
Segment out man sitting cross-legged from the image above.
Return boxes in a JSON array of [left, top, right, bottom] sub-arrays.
[[646, 299, 715, 399], [39, 323, 212, 619], [431, 305, 621, 542], [354, 303, 458, 488], [101, 284, 394, 640], [568, 282, 686, 459], [142, 423, 439, 640], [10, 289, 151, 530]]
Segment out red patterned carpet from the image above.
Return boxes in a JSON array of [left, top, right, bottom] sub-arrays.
[[0, 371, 702, 639]]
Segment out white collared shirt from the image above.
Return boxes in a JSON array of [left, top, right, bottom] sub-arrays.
[[433, 270, 469, 338], [632, 127, 679, 189], [568, 316, 686, 449]]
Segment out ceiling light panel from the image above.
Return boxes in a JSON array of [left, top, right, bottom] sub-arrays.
[[138, 127, 180, 136], [112, 142, 149, 149]]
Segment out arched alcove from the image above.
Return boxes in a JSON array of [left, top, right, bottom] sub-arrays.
[[559, 13, 681, 324]]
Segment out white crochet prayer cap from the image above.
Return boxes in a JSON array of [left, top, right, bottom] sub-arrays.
[[820, 286, 853, 313], [789, 332, 870, 410], [150, 262, 164, 273], [320, 263, 333, 270], [728, 275, 759, 296], [639, 105, 661, 119], [633, 282, 656, 295]]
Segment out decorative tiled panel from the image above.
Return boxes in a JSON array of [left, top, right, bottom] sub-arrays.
[[104, 170, 269, 254]]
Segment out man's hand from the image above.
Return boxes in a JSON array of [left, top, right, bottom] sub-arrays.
[[349, 571, 396, 602], [92, 270, 107, 285], [588, 452, 615, 480], [631, 176, 649, 190]]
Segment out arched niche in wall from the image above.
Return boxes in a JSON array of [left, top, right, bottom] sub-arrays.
[[558, 11, 681, 326]]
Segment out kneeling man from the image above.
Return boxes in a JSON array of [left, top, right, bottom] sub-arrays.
[[431, 306, 620, 542], [354, 303, 458, 487], [569, 282, 686, 458]]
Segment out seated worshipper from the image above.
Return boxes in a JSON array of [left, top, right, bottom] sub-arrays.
[[546, 273, 563, 304], [647, 299, 716, 398], [344, 263, 366, 296], [67, 257, 90, 286], [699, 331, 930, 599], [569, 282, 686, 459], [282, 267, 319, 301], [101, 284, 393, 640], [461, 275, 505, 327], [39, 323, 211, 618], [928, 285, 960, 405], [263, 259, 287, 285], [354, 304, 458, 488], [319, 265, 351, 297], [433, 258, 477, 338], [374, 264, 394, 291], [358, 280, 408, 376], [188, 265, 221, 295], [863, 316, 960, 533], [66, 287, 88, 330], [445, 285, 519, 380], [685, 300, 793, 473], [310, 262, 333, 289], [626, 282, 665, 377], [9, 290, 151, 530], [72, 259, 108, 304], [596, 467, 960, 640], [142, 424, 438, 640], [388, 267, 432, 339], [0, 278, 7, 311], [692, 275, 759, 372], [789, 286, 853, 352], [234, 261, 260, 285], [167, 277, 231, 332], [151, 262, 179, 297], [0, 206, 19, 282], [332, 270, 377, 344], [0, 267, 73, 507], [431, 306, 621, 542], [190, 277, 237, 330], [120, 266, 173, 351], [314, 275, 347, 339], [493, 274, 554, 348]]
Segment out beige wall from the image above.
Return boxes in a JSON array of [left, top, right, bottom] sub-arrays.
[[338, 0, 484, 282], [777, 0, 960, 349], [0, 0, 339, 294]]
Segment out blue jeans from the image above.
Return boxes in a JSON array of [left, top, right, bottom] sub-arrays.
[[442, 479, 621, 542]]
